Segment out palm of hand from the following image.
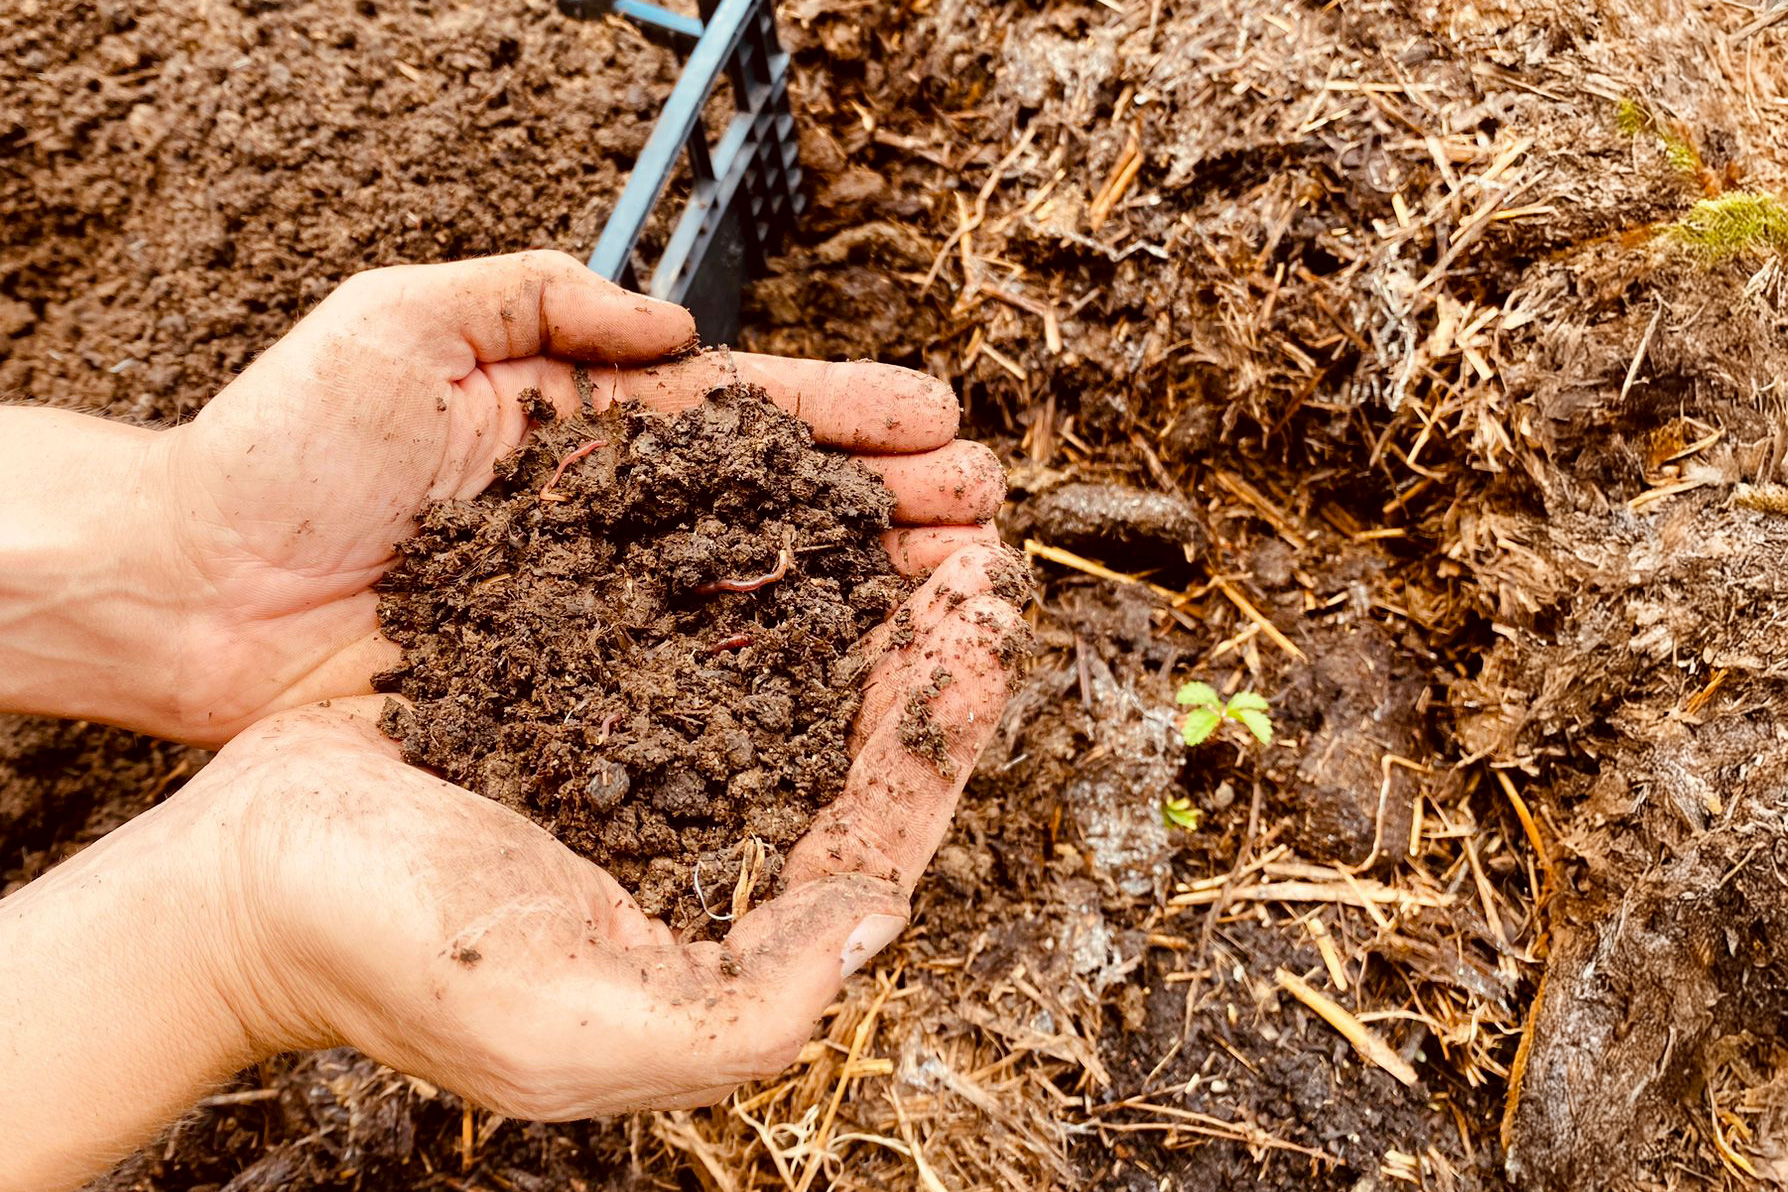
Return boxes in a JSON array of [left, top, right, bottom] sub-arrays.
[[160, 307, 546, 739]]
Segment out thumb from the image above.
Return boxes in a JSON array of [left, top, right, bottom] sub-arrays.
[[636, 875, 908, 1098], [726, 872, 910, 991], [328, 250, 697, 368]]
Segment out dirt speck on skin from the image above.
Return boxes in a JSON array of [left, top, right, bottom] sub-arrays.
[[374, 383, 908, 928], [896, 667, 956, 776]]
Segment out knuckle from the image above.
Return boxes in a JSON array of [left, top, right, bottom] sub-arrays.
[[334, 262, 409, 301], [519, 247, 577, 270]]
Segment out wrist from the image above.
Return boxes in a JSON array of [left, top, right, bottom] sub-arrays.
[[0, 408, 198, 738], [0, 776, 264, 1192]]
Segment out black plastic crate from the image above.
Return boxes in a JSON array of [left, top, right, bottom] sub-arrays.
[[561, 0, 804, 344]]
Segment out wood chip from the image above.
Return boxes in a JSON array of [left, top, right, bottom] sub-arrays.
[[1307, 916, 1350, 992]]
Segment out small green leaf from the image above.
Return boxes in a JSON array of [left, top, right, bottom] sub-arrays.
[[1162, 797, 1201, 831], [1231, 708, 1274, 746], [1226, 691, 1270, 713], [1181, 706, 1221, 747], [1176, 681, 1221, 709]]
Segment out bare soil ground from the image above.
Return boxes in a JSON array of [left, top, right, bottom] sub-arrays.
[[3, 0, 1787, 1189]]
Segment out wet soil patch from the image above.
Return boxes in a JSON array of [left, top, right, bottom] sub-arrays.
[[374, 384, 906, 926]]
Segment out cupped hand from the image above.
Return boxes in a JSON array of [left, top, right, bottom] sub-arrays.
[[188, 545, 1025, 1117], [150, 251, 1004, 745]]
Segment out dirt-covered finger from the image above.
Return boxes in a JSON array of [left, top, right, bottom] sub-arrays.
[[340, 251, 695, 369], [849, 542, 1015, 744], [901, 541, 1032, 633], [602, 351, 959, 451], [853, 440, 1006, 524], [880, 525, 1004, 575], [784, 594, 1031, 894]]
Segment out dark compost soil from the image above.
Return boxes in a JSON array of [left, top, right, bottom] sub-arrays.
[[374, 383, 906, 926], [0, 0, 678, 424], [4, 0, 1788, 1189]]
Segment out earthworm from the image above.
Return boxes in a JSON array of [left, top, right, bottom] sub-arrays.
[[597, 711, 623, 744], [696, 537, 795, 594], [539, 438, 607, 504], [704, 634, 753, 653]]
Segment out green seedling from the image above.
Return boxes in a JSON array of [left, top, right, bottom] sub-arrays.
[[1663, 191, 1788, 263], [1162, 796, 1201, 831], [1175, 681, 1274, 748]]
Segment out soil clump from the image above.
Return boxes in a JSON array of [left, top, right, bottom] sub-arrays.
[[375, 383, 905, 926]]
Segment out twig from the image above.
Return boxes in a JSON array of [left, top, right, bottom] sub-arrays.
[[195, 1088, 281, 1109], [1731, 0, 1788, 43], [794, 972, 901, 1192], [1276, 968, 1419, 1087], [1210, 468, 1306, 547], [1213, 578, 1306, 660], [1024, 538, 1180, 601], [886, 1089, 950, 1192], [1494, 769, 1559, 899], [1620, 300, 1665, 403], [919, 125, 1038, 294]]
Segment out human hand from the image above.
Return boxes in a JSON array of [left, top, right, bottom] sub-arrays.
[[136, 251, 1001, 745], [221, 545, 1020, 1113], [0, 544, 1025, 1190]]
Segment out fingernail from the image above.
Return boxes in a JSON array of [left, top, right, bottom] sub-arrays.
[[841, 914, 907, 978]]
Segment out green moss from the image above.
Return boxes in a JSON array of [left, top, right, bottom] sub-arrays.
[[1615, 97, 1701, 176], [1664, 191, 1788, 262], [1662, 137, 1701, 175]]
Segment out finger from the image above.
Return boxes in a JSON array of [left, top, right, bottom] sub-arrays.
[[724, 873, 908, 986], [851, 543, 1013, 746], [228, 693, 404, 755], [597, 351, 959, 452], [786, 596, 1028, 896], [337, 250, 695, 370], [854, 441, 1006, 525], [571, 875, 907, 1101], [880, 524, 1004, 575], [641, 1083, 742, 1112]]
